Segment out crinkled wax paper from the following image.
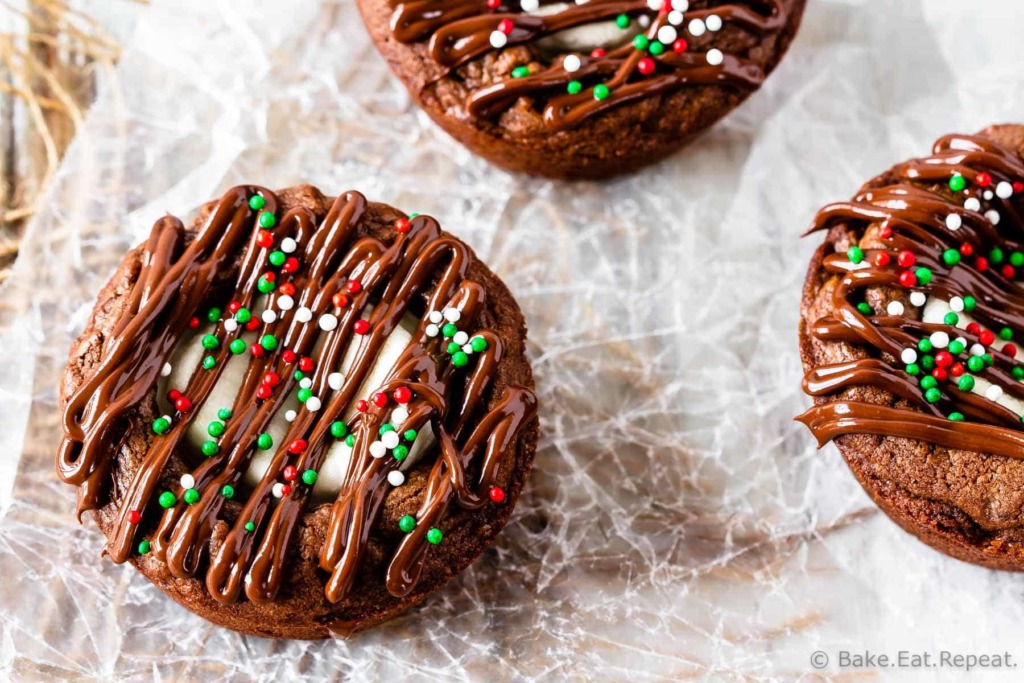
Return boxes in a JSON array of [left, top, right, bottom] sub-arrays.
[[3, 0, 1024, 680]]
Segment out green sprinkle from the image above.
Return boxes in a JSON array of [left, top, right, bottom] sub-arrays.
[[470, 336, 488, 353], [648, 40, 664, 56], [297, 387, 313, 403], [244, 521, 256, 532], [983, 353, 994, 367], [201, 334, 219, 350], [404, 429, 417, 442], [249, 194, 266, 211], [393, 445, 410, 461], [1012, 252, 1024, 267], [258, 212, 276, 229], [257, 433, 273, 450], [948, 412, 965, 422], [398, 515, 416, 533], [217, 408, 232, 421], [330, 422, 348, 439], [221, 485, 234, 499], [229, 339, 246, 355], [1001, 327, 1014, 341], [963, 296, 977, 312], [452, 351, 469, 368], [235, 307, 252, 323], [207, 307, 222, 323], [920, 376, 938, 390], [958, 375, 976, 391], [918, 339, 934, 353], [183, 488, 200, 505], [856, 302, 872, 315], [442, 323, 458, 338], [511, 66, 530, 78], [991, 247, 1005, 264], [447, 341, 461, 355], [967, 356, 985, 373], [924, 387, 942, 404], [152, 417, 171, 435], [949, 340, 965, 355], [345, 434, 355, 448], [942, 249, 961, 267], [615, 13, 629, 28], [202, 355, 216, 370], [379, 423, 395, 435], [260, 334, 278, 351], [302, 470, 318, 485], [158, 491, 176, 509], [426, 528, 443, 545], [1014, 366, 1024, 380], [949, 174, 966, 192], [944, 312, 959, 326], [921, 354, 935, 370], [847, 246, 864, 264], [905, 363, 920, 376], [138, 539, 152, 555], [593, 84, 610, 100], [257, 277, 274, 294], [632, 34, 649, 50], [268, 251, 286, 267], [293, 370, 305, 381], [208, 421, 225, 437], [567, 80, 582, 95], [914, 267, 933, 286], [201, 440, 219, 457]]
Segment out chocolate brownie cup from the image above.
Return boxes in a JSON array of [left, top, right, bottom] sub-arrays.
[[358, 0, 805, 179], [798, 125, 1024, 570], [57, 184, 539, 638]]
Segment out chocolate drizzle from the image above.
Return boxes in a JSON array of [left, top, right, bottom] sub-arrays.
[[57, 186, 538, 608], [797, 133, 1024, 462], [389, 0, 788, 130]]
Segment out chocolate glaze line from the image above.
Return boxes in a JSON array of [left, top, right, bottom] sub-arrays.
[[389, 0, 787, 130], [57, 186, 538, 612], [798, 133, 1024, 460]]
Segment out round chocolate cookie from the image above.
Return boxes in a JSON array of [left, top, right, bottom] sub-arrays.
[[358, 0, 806, 179], [57, 184, 539, 638], [798, 125, 1024, 571]]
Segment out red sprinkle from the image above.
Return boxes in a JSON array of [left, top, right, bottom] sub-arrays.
[[395, 218, 411, 234], [897, 250, 915, 268], [346, 280, 362, 294], [873, 252, 891, 267], [898, 271, 917, 288], [489, 486, 506, 503], [256, 384, 273, 400], [960, 242, 974, 256], [932, 368, 948, 381], [228, 301, 242, 314], [497, 18, 513, 34], [1014, 181, 1024, 194], [174, 396, 192, 413], [279, 282, 296, 296], [976, 172, 992, 187], [878, 225, 893, 239], [250, 343, 265, 358], [590, 48, 606, 58], [637, 57, 655, 76], [1005, 344, 1018, 358], [950, 363, 965, 377], [935, 351, 953, 368], [281, 485, 292, 496], [372, 392, 388, 408], [356, 399, 369, 413], [245, 319, 260, 331], [288, 439, 307, 455], [283, 465, 297, 482], [486, 0, 499, 8], [282, 349, 297, 363], [256, 230, 274, 248], [168, 389, 182, 402], [966, 322, 982, 336], [189, 317, 200, 329], [282, 257, 300, 273], [1003, 265, 1017, 279], [299, 357, 314, 372], [976, 256, 989, 272], [394, 386, 412, 404], [980, 330, 995, 346], [353, 319, 371, 335], [127, 510, 142, 524], [672, 39, 687, 53], [263, 371, 280, 387], [262, 271, 276, 283], [332, 292, 350, 308]]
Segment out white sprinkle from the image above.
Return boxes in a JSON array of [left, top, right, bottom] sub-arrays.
[[369, 441, 387, 458], [428, 311, 443, 324], [462, 344, 475, 354], [984, 190, 994, 201], [657, 25, 677, 45], [489, 30, 507, 49], [886, 301, 905, 316], [520, 0, 538, 10], [180, 474, 195, 490], [706, 14, 723, 31], [319, 313, 338, 331], [161, 414, 172, 423], [930, 331, 950, 349], [950, 296, 965, 312], [901, 348, 918, 364], [706, 49, 724, 66], [224, 319, 239, 332], [306, 397, 322, 411], [382, 431, 400, 449], [638, 14, 650, 28], [262, 310, 277, 324], [388, 470, 406, 487], [688, 18, 706, 36], [645, 0, 661, 10], [986, 209, 1001, 225], [997, 181, 1014, 199], [668, 10, 684, 26], [328, 372, 344, 391], [392, 407, 409, 425], [296, 307, 313, 323], [987, 385, 1004, 402], [444, 308, 461, 322], [956, 337, 967, 349], [910, 292, 927, 307], [161, 362, 172, 377], [971, 343, 986, 356], [946, 214, 962, 231], [281, 237, 297, 253], [278, 295, 295, 311], [671, 0, 688, 10], [285, 409, 297, 422], [272, 483, 285, 498], [563, 54, 581, 73], [964, 198, 981, 212], [426, 324, 440, 338], [453, 331, 469, 345], [300, 377, 312, 389]]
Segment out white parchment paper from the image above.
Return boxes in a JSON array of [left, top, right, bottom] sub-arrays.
[[3, 0, 1024, 680]]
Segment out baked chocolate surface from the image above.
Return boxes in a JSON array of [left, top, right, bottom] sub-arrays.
[[358, 0, 806, 179], [58, 184, 539, 638], [798, 125, 1024, 570]]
